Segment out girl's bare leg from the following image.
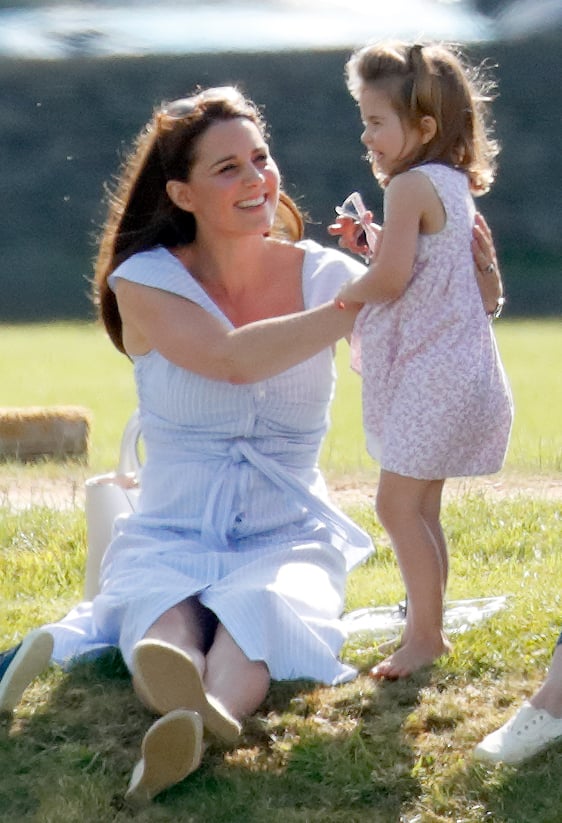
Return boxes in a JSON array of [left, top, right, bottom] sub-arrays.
[[371, 470, 451, 679], [378, 478, 447, 655], [421, 479, 448, 591]]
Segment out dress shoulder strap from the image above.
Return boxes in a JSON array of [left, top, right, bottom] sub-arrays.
[[108, 246, 221, 317]]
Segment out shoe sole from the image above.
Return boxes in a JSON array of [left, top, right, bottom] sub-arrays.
[[125, 709, 203, 806], [0, 629, 53, 713], [132, 640, 241, 744]]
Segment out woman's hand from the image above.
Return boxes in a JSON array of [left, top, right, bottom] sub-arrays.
[[472, 213, 504, 317]]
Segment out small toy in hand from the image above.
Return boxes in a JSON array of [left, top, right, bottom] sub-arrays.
[[335, 191, 379, 261]]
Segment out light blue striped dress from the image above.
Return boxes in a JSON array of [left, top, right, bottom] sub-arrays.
[[46, 240, 374, 685]]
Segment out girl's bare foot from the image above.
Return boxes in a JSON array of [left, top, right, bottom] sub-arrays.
[[376, 636, 402, 655], [370, 634, 452, 680], [376, 615, 412, 655]]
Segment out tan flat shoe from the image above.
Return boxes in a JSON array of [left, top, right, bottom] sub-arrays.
[[132, 639, 241, 743], [125, 709, 203, 806]]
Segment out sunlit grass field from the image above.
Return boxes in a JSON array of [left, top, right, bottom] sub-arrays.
[[1, 319, 561, 822], [2, 319, 561, 475]]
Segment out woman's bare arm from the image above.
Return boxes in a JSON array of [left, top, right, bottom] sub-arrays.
[[116, 280, 359, 384]]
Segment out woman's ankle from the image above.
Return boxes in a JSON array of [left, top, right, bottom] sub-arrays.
[[530, 685, 562, 719]]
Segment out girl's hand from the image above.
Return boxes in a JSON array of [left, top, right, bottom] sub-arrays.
[[472, 213, 504, 316], [328, 214, 370, 257], [328, 212, 381, 260]]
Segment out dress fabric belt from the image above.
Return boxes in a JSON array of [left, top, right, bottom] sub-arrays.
[[192, 437, 372, 571]]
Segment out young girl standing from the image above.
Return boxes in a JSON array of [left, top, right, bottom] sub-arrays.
[[334, 41, 513, 679]]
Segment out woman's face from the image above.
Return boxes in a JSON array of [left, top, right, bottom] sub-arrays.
[[172, 117, 281, 239]]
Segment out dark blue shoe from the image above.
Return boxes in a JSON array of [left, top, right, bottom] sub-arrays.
[[0, 629, 53, 713]]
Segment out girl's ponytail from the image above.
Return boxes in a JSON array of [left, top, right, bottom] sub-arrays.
[[408, 44, 439, 118]]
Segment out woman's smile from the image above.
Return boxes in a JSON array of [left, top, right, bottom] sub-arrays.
[[235, 194, 267, 209]]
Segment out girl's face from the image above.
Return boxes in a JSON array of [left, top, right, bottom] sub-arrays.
[[358, 84, 423, 177], [169, 117, 281, 239]]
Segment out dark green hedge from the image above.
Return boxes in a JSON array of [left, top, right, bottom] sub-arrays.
[[0, 33, 560, 320]]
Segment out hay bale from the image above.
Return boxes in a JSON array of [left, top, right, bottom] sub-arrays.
[[0, 405, 91, 461]]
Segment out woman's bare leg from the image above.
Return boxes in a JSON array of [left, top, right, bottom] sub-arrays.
[[204, 623, 270, 720], [133, 597, 210, 706], [133, 599, 269, 721], [126, 612, 270, 806], [531, 643, 562, 718]]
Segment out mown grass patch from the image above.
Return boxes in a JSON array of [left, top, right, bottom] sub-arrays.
[[1, 496, 561, 822]]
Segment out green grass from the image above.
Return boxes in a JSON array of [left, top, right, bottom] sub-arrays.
[[1, 319, 561, 476], [1, 498, 561, 822], [1, 319, 561, 821], [1, 321, 136, 472], [492, 321, 562, 472]]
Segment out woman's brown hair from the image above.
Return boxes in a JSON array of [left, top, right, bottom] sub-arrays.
[[94, 86, 304, 353]]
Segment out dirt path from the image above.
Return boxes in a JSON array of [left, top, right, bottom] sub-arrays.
[[330, 471, 562, 509], [1, 470, 561, 512]]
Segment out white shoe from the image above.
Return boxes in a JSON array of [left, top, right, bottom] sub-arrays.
[[474, 701, 562, 764], [0, 629, 53, 713], [125, 709, 203, 806]]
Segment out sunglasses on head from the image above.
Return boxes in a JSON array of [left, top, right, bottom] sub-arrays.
[[159, 86, 244, 120]]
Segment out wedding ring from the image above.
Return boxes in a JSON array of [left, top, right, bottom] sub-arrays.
[[485, 262, 496, 274]]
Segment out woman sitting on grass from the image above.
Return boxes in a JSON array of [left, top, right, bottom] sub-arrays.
[[0, 84, 501, 805]]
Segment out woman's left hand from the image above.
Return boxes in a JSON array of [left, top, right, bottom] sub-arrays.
[[472, 213, 504, 316]]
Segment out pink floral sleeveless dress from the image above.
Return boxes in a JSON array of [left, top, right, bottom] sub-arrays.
[[351, 163, 513, 480]]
